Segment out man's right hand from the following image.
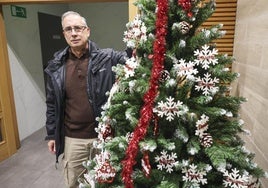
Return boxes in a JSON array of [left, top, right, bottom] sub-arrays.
[[48, 140, 56, 154]]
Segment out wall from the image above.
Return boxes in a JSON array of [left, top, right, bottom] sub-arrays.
[[3, 4, 68, 140], [2, 2, 128, 140], [7, 45, 46, 141], [3, 4, 69, 94], [70, 2, 128, 50], [232, 0, 268, 186]]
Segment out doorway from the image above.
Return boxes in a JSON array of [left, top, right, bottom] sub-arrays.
[[38, 12, 66, 88]]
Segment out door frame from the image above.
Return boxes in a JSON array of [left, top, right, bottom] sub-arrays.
[[0, 7, 19, 161], [0, 0, 137, 161]]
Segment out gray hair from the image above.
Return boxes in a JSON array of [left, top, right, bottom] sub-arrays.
[[61, 11, 88, 28]]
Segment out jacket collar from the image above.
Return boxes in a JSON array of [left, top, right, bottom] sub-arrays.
[[54, 40, 99, 61], [45, 40, 99, 73]]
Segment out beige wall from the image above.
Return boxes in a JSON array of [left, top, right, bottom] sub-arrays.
[[232, 0, 268, 186]]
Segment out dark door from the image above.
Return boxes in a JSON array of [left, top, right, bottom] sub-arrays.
[[38, 12, 66, 89]]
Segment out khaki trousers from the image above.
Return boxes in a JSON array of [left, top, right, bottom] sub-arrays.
[[63, 136, 97, 188]]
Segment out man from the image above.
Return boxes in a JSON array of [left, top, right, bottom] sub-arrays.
[[45, 11, 131, 188]]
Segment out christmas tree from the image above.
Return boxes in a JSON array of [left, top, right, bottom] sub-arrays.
[[79, 0, 266, 187]]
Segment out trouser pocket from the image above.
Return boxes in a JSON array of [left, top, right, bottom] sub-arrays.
[[63, 137, 99, 188], [63, 159, 84, 188]]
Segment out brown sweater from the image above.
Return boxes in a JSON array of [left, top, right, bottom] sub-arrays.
[[64, 49, 97, 139]]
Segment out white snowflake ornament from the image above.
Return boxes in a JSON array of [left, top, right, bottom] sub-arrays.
[[182, 164, 208, 186], [194, 44, 218, 70], [174, 58, 198, 81], [195, 73, 219, 96], [155, 150, 178, 173], [222, 168, 249, 188], [153, 96, 189, 121]]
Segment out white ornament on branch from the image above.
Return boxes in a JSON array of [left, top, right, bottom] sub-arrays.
[[195, 114, 209, 138], [123, 14, 147, 48], [222, 168, 249, 188], [195, 73, 219, 96], [124, 57, 139, 78], [182, 164, 208, 186], [153, 96, 189, 121], [194, 44, 218, 70], [155, 150, 178, 173], [174, 58, 198, 81]]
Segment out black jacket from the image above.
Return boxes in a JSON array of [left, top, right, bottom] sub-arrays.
[[44, 40, 129, 162]]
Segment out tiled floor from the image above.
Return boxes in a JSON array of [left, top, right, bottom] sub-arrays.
[[0, 127, 65, 188]]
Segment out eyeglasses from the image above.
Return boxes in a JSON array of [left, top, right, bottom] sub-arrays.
[[63, 25, 87, 34]]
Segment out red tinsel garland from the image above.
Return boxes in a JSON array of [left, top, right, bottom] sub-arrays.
[[121, 0, 169, 187]]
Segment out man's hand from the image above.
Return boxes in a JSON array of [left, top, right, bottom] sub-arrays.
[[48, 140, 56, 154]]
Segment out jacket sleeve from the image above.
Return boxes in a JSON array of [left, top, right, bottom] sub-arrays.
[[45, 75, 56, 140], [112, 48, 133, 66]]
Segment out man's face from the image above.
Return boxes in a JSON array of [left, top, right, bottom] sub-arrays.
[[62, 15, 90, 50]]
